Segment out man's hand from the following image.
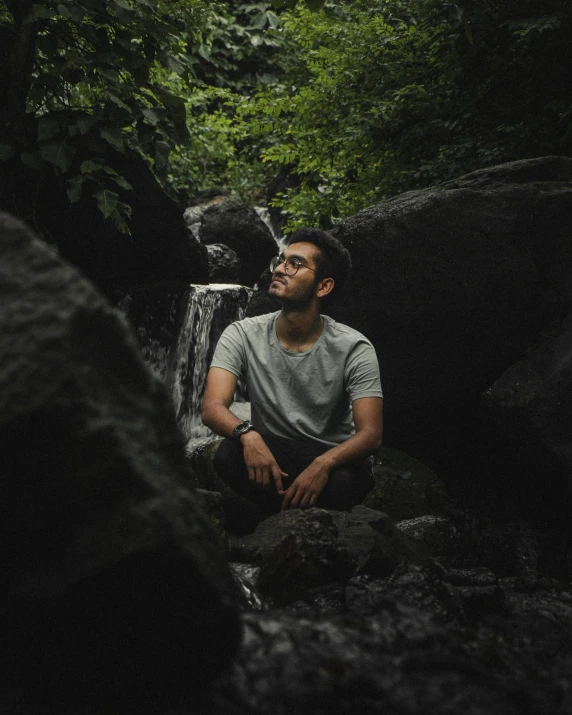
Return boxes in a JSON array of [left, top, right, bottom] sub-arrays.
[[280, 458, 330, 510], [241, 431, 288, 492]]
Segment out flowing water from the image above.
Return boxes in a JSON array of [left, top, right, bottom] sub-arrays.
[[118, 283, 250, 451]]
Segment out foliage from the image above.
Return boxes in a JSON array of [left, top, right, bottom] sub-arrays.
[[247, 0, 572, 230], [0, 0, 214, 228], [1, 0, 570, 235], [162, 1, 287, 202]]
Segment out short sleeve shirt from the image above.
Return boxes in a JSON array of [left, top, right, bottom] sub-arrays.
[[210, 311, 382, 448]]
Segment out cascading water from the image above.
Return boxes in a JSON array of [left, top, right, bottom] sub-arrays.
[[118, 283, 250, 451], [117, 203, 278, 453]]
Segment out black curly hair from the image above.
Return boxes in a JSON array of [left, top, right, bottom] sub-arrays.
[[284, 227, 351, 306]]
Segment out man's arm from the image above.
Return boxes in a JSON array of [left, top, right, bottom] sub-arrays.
[[201, 367, 288, 490], [201, 366, 243, 437], [280, 396, 383, 509]]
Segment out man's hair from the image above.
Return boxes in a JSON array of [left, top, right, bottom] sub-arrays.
[[284, 228, 351, 304]]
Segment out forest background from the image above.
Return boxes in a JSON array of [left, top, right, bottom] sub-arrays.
[[1, 0, 570, 234]]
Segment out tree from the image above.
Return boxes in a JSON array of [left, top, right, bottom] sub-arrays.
[[0, 0, 210, 227], [248, 0, 572, 229]]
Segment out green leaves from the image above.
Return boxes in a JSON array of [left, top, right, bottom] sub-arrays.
[[270, 0, 324, 9], [66, 176, 83, 203], [40, 142, 76, 173], [100, 127, 125, 152], [95, 189, 119, 219]]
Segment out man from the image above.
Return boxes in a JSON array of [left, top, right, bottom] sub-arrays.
[[201, 227, 383, 513]]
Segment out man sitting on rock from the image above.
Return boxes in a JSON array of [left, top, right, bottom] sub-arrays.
[[201, 227, 383, 513]]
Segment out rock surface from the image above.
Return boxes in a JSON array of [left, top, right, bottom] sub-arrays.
[[206, 243, 241, 283], [0, 213, 239, 710], [364, 447, 456, 520], [201, 575, 572, 715], [200, 197, 277, 286], [328, 156, 572, 519], [230, 506, 424, 604]]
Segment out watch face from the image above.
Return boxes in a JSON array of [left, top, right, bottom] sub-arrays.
[[233, 421, 251, 437]]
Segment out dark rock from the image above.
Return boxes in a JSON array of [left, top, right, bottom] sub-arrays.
[[0, 213, 239, 709], [206, 243, 241, 283], [396, 515, 458, 564], [195, 488, 227, 545], [203, 579, 572, 715], [364, 447, 456, 521], [0, 147, 209, 295], [329, 156, 572, 518], [200, 197, 277, 286], [481, 316, 572, 520], [346, 563, 463, 622], [230, 507, 422, 603], [244, 267, 280, 317], [266, 166, 300, 235], [347, 562, 505, 625], [184, 193, 230, 239]]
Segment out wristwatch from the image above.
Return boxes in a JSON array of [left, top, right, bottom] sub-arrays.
[[231, 420, 256, 440]]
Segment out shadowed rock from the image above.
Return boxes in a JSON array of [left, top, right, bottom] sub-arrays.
[[200, 197, 277, 286], [364, 447, 456, 521], [328, 156, 572, 518], [230, 507, 423, 604], [0, 213, 240, 711]]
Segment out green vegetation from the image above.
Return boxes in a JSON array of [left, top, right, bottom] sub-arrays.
[[250, 0, 572, 228], [1, 0, 570, 232]]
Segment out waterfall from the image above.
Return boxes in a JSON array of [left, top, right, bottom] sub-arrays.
[[118, 283, 250, 450]]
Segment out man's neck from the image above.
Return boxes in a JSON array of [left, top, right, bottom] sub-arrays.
[[276, 306, 323, 352]]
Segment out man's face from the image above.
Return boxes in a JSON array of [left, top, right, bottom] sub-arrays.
[[268, 241, 321, 308]]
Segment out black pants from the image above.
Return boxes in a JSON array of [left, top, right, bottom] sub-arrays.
[[213, 431, 374, 514]]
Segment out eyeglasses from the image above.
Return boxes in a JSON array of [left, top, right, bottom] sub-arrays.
[[270, 254, 317, 277]]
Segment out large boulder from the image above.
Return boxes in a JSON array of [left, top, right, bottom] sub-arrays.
[[199, 197, 277, 287], [230, 506, 423, 604], [0, 214, 239, 710], [329, 156, 572, 517]]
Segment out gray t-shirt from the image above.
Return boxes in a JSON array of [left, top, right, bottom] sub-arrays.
[[210, 311, 382, 448]]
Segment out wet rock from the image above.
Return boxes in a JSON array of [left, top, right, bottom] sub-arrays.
[[117, 284, 250, 445], [206, 243, 241, 283], [229, 563, 269, 612], [200, 196, 277, 286], [203, 586, 572, 715], [396, 515, 458, 564], [346, 562, 505, 626], [231, 507, 422, 604], [364, 447, 456, 520], [346, 563, 462, 622], [0, 213, 240, 709]]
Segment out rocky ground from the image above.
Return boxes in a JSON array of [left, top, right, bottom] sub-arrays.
[[190, 443, 572, 715]]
